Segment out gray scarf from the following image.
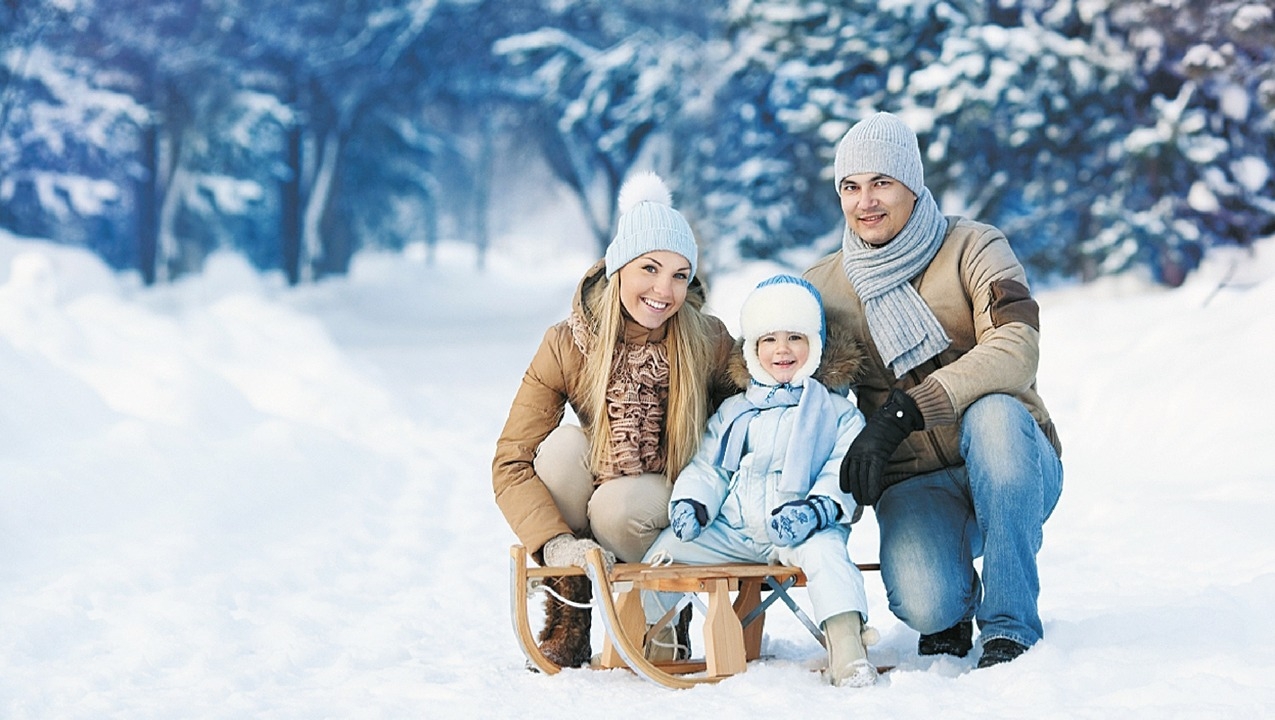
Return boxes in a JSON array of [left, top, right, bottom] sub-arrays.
[[841, 188, 951, 378]]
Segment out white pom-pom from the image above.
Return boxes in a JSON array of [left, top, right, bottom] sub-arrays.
[[618, 171, 673, 214], [861, 626, 881, 647]]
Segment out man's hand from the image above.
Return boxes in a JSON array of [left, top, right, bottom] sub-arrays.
[[840, 388, 924, 506]]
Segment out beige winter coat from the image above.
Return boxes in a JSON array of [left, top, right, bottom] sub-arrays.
[[492, 260, 737, 555], [804, 217, 1061, 483]]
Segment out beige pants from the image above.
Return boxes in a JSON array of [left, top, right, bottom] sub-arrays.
[[534, 425, 672, 563]]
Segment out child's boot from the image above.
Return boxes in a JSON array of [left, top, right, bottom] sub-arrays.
[[644, 606, 692, 661], [823, 611, 878, 687]]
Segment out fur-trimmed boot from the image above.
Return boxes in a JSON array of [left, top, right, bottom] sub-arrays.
[[824, 612, 878, 688], [537, 575, 593, 669]]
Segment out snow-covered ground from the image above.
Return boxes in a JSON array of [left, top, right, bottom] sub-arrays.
[[1, 230, 1273, 719]]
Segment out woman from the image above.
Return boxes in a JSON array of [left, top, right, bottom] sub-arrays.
[[493, 172, 735, 668]]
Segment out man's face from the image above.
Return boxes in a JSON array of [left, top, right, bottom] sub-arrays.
[[837, 173, 918, 247]]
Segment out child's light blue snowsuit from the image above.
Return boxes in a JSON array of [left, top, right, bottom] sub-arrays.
[[642, 382, 870, 627]]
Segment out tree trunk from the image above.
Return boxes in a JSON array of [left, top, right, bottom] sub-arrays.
[[281, 73, 303, 285]]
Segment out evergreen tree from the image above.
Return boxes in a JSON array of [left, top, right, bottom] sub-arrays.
[[1105, 0, 1275, 284], [673, 0, 961, 272], [494, 10, 702, 256], [0, 1, 150, 271]]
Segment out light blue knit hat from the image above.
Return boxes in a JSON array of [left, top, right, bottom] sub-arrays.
[[740, 274, 825, 385], [604, 171, 698, 280], [834, 112, 925, 196]]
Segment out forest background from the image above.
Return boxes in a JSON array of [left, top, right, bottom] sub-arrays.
[[1, 0, 1273, 288]]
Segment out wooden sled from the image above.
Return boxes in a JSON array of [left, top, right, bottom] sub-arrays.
[[510, 544, 881, 689]]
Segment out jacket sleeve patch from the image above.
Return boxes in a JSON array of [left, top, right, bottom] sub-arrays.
[[988, 279, 1039, 330]]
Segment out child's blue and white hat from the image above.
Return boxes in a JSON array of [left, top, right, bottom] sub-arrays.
[[605, 171, 698, 280], [740, 274, 826, 385]]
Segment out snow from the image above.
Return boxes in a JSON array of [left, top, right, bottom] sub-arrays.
[[1187, 180, 1220, 213], [1233, 4, 1274, 32], [1232, 155, 1270, 193], [2, 228, 1275, 719]]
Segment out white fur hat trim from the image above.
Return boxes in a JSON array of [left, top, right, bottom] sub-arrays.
[[740, 275, 825, 386]]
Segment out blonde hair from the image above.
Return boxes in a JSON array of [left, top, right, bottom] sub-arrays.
[[581, 279, 716, 483]]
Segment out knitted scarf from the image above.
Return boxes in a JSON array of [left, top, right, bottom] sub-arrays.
[[709, 378, 838, 495], [841, 187, 951, 378], [568, 311, 670, 483], [598, 342, 668, 481]]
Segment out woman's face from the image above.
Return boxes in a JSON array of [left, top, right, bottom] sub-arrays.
[[616, 251, 691, 330]]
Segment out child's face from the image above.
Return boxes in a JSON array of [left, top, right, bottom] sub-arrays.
[[757, 331, 810, 384]]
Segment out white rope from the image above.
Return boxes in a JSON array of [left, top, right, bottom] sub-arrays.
[[527, 577, 595, 609], [646, 549, 674, 567]]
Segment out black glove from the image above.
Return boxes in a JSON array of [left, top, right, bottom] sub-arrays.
[[840, 388, 924, 506]]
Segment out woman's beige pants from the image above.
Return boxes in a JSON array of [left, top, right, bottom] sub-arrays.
[[533, 425, 672, 563]]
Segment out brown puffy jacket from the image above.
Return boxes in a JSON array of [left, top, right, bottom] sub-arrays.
[[492, 260, 736, 555], [804, 217, 1061, 483]]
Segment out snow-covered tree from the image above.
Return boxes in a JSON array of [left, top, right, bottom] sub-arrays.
[[3, 0, 1272, 287], [495, 23, 701, 256], [670, 0, 963, 272], [904, 3, 1142, 281], [1105, 0, 1275, 284], [0, 1, 150, 270]]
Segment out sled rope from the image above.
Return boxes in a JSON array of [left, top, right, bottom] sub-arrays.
[[528, 577, 595, 609], [646, 549, 675, 567]]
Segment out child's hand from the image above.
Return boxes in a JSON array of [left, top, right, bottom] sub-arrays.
[[670, 499, 708, 542], [767, 495, 840, 547]]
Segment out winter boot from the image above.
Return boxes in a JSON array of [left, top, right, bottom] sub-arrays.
[[536, 575, 593, 669], [977, 637, 1028, 668], [918, 619, 973, 658], [645, 605, 693, 661], [823, 612, 878, 688]]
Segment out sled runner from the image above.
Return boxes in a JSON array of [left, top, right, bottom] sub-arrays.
[[510, 544, 881, 689]]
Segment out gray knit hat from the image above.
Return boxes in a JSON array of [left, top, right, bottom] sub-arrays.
[[833, 112, 925, 196], [605, 171, 698, 280]]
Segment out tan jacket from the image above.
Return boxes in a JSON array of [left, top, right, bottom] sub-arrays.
[[804, 217, 1061, 482], [492, 260, 737, 554]]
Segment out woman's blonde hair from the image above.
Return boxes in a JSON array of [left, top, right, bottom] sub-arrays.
[[581, 278, 716, 483]]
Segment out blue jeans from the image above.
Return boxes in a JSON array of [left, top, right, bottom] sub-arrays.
[[875, 394, 1063, 648]]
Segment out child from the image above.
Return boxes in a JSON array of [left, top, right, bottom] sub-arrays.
[[641, 274, 878, 687]]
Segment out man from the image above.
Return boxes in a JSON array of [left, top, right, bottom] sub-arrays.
[[804, 112, 1063, 668]]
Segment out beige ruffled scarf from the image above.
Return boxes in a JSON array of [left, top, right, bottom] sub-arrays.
[[569, 313, 670, 482]]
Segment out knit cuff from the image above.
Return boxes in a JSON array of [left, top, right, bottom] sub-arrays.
[[908, 377, 957, 428], [810, 495, 842, 528]]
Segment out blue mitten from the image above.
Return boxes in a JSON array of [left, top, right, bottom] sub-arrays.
[[669, 499, 708, 542], [767, 495, 841, 547]]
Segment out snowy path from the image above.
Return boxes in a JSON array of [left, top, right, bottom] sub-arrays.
[[1, 237, 1273, 718]]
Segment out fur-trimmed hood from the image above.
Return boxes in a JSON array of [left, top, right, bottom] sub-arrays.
[[726, 328, 865, 394]]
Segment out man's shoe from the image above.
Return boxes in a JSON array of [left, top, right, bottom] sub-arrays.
[[977, 637, 1028, 668], [917, 620, 973, 658]]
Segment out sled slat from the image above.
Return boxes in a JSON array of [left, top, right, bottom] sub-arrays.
[[510, 544, 881, 688]]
